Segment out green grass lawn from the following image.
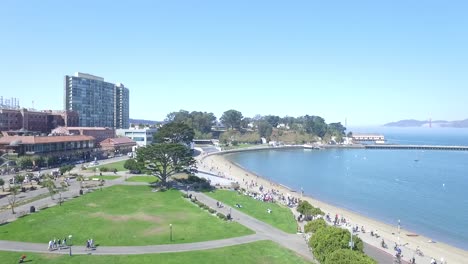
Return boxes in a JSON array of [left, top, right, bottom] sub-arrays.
[[90, 159, 127, 171], [87, 175, 120, 180], [0, 186, 252, 245], [207, 190, 297, 234], [125, 175, 159, 183], [0, 240, 311, 264]]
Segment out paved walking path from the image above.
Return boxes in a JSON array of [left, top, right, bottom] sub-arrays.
[[192, 191, 315, 262], [0, 176, 315, 262], [0, 171, 411, 263], [0, 234, 265, 255]]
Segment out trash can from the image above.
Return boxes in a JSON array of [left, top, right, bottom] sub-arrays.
[[30, 206, 36, 213], [79, 189, 83, 195]]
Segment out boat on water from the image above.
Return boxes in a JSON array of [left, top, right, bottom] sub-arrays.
[[303, 144, 323, 150]]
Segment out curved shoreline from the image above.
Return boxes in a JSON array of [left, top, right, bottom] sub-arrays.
[[199, 146, 468, 264]]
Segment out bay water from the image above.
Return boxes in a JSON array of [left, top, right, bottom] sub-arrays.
[[227, 128, 468, 250]]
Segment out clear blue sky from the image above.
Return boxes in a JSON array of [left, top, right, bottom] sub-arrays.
[[1, 1, 467, 126]]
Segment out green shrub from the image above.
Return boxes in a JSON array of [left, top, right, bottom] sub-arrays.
[[324, 249, 377, 264], [59, 165, 74, 175], [208, 208, 216, 214], [216, 212, 227, 220], [124, 159, 141, 173], [304, 218, 327, 233], [297, 200, 324, 216], [99, 167, 109, 172], [309, 226, 364, 263]]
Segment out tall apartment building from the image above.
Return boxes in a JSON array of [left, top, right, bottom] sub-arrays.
[[64, 72, 129, 129]]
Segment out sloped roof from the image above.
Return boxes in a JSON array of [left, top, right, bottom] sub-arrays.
[[100, 137, 136, 146], [0, 135, 95, 145]]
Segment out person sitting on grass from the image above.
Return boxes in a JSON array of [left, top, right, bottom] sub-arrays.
[[267, 208, 272, 214], [236, 203, 242, 208]]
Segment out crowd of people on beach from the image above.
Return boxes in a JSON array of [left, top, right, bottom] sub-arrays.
[[199, 157, 451, 264]]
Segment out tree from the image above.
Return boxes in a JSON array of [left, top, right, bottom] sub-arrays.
[[264, 115, 280, 128], [166, 110, 191, 123], [0, 178, 4, 192], [328, 122, 346, 143], [347, 131, 353, 138], [297, 200, 324, 217], [42, 177, 57, 199], [17, 157, 33, 169], [32, 155, 44, 167], [324, 249, 377, 264], [154, 122, 195, 145], [59, 165, 74, 175], [304, 115, 328, 138], [190, 111, 216, 134], [14, 175, 25, 186], [220, 109, 243, 130], [240, 117, 252, 129], [124, 159, 141, 174], [309, 226, 364, 263], [136, 143, 196, 187], [304, 218, 327, 233], [8, 185, 20, 214], [165, 110, 216, 135], [257, 121, 273, 139]]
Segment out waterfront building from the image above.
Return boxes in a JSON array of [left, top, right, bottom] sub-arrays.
[[0, 135, 95, 157], [115, 127, 157, 147], [64, 72, 129, 129], [352, 133, 385, 142], [100, 137, 136, 156], [51, 126, 115, 145]]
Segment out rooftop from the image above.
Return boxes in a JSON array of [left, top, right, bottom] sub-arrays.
[[0, 135, 95, 145]]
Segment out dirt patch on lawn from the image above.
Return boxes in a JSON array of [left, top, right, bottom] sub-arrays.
[[87, 203, 98, 207], [91, 212, 162, 223], [142, 226, 167, 236]]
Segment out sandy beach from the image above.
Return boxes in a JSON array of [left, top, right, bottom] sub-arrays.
[[199, 148, 468, 264]]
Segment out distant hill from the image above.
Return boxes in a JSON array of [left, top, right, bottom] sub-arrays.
[[441, 119, 468, 128], [129, 118, 163, 125], [384, 119, 429, 127], [384, 119, 468, 128]]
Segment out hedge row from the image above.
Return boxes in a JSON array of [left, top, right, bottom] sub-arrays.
[[183, 193, 228, 221], [306, 219, 376, 264], [297, 200, 324, 217]]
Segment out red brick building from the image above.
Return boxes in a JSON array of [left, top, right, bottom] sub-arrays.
[[51, 126, 115, 144], [0, 108, 79, 133], [0, 135, 95, 156], [100, 137, 136, 156]]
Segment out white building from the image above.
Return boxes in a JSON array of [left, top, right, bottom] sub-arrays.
[[116, 127, 157, 147]]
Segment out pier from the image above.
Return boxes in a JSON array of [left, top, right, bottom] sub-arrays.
[[365, 144, 468, 151]]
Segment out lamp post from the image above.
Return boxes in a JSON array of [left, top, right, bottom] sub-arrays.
[[68, 235, 72, 256], [170, 224, 173, 242]]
